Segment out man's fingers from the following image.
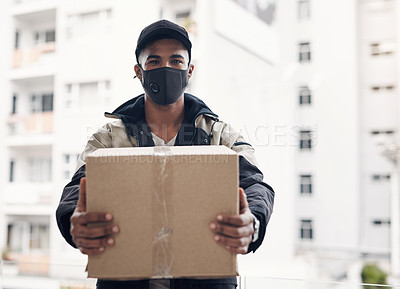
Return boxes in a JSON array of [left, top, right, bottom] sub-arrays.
[[78, 246, 106, 256], [216, 212, 253, 227], [213, 234, 253, 254], [239, 187, 248, 212], [225, 245, 249, 255], [73, 236, 115, 249], [209, 222, 253, 238], [74, 212, 113, 225], [76, 178, 87, 212], [71, 223, 119, 239]]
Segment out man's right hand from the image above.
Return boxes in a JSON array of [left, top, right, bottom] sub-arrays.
[[70, 177, 119, 256]]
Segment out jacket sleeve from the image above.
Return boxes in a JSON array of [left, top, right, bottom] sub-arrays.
[[56, 165, 86, 248], [238, 154, 274, 253], [55, 124, 113, 248], [218, 122, 275, 253]]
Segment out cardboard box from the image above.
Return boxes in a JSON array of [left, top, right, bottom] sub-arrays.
[[86, 145, 239, 279]]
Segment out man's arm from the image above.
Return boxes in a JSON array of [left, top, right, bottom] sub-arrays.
[[238, 155, 274, 253], [208, 156, 274, 254], [56, 165, 86, 248], [210, 122, 275, 254], [56, 123, 116, 252]]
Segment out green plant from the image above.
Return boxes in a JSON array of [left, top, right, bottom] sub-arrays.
[[361, 263, 390, 289]]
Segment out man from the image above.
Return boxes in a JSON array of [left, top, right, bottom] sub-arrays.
[[56, 19, 274, 289]]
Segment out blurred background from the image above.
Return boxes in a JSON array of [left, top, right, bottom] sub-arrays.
[[0, 0, 399, 288]]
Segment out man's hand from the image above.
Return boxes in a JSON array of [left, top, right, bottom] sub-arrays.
[[70, 178, 119, 256], [209, 188, 254, 254]]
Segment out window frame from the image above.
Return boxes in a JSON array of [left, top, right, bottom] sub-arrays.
[[299, 86, 312, 105], [300, 219, 313, 240], [299, 130, 313, 150], [298, 0, 311, 20], [299, 42, 311, 63], [300, 174, 312, 194]]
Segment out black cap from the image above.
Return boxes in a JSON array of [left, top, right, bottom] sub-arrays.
[[135, 19, 192, 64]]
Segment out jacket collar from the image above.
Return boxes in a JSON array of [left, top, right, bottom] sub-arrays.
[[105, 93, 218, 124], [104, 93, 218, 146]]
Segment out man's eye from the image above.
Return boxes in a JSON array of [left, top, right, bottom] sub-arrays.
[[171, 60, 183, 64], [148, 60, 159, 65]]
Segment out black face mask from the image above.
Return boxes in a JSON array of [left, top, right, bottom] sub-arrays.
[[140, 66, 189, 105]]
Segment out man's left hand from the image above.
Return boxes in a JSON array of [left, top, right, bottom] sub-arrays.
[[209, 187, 254, 254]]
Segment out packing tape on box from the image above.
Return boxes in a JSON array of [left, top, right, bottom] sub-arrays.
[[152, 146, 174, 278]]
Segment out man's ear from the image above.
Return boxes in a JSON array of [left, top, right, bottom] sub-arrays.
[[188, 64, 195, 79], [134, 64, 142, 81]]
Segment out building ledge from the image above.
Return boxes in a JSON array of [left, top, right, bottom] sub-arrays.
[[11, 1, 57, 19]]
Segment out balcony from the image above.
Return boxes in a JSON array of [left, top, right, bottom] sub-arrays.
[[3, 182, 53, 206], [6, 112, 54, 146], [8, 112, 53, 134], [11, 1, 57, 18], [11, 4, 56, 76], [13, 42, 56, 68], [5, 252, 50, 276]]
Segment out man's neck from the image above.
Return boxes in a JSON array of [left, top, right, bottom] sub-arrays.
[[145, 95, 185, 143]]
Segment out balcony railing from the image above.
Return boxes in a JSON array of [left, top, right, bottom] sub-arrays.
[[4, 252, 50, 276], [7, 112, 54, 135], [4, 182, 53, 205], [13, 42, 56, 68], [1, 260, 95, 289]]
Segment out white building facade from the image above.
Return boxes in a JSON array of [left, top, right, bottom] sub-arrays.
[[0, 0, 293, 287], [1, 0, 399, 287], [292, 0, 400, 281]]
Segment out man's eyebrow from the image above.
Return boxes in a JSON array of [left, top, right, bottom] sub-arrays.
[[146, 55, 161, 60], [170, 54, 185, 59]]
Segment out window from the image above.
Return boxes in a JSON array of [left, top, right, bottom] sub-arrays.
[[67, 9, 112, 39], [79, 82, 98, 106], [30, 93, 53, 113], [298, 0, 310, 20], [65, 81, 111, 108], [371, 85, 396, 92], [15, 30, 20, 49], [63, 154, 79, 180], [7, 222, 49, 253], [45, 30, 56, 42], [300, 175, 312, 194], [65, 84, 75, 108], [8, 123, 17, 135], [9, 160, 15, 182], [372, 174, 390, 181], [12, 94, 17, 114], [28, 157, 52, 182], [372, 219, 390, 226], [42, 93, 54, 112], [300, 219, 313, 239], [299, 130, 313, 150], [299, 42, 311, 62], [176, 11, 190, 21], [34, 29, 56, 45], [80, 11, 99, 36], [370, 42, 395, 56], [370, 130, 395, 136], [98, 80, 111, 99], [299, 86, 311, 104], [30, 94, 37, 113], [30, 224, 50, 250]]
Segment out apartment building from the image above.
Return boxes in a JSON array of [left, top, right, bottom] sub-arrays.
[[0, 0, 292, 287], [292, 0, 400, 280]]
